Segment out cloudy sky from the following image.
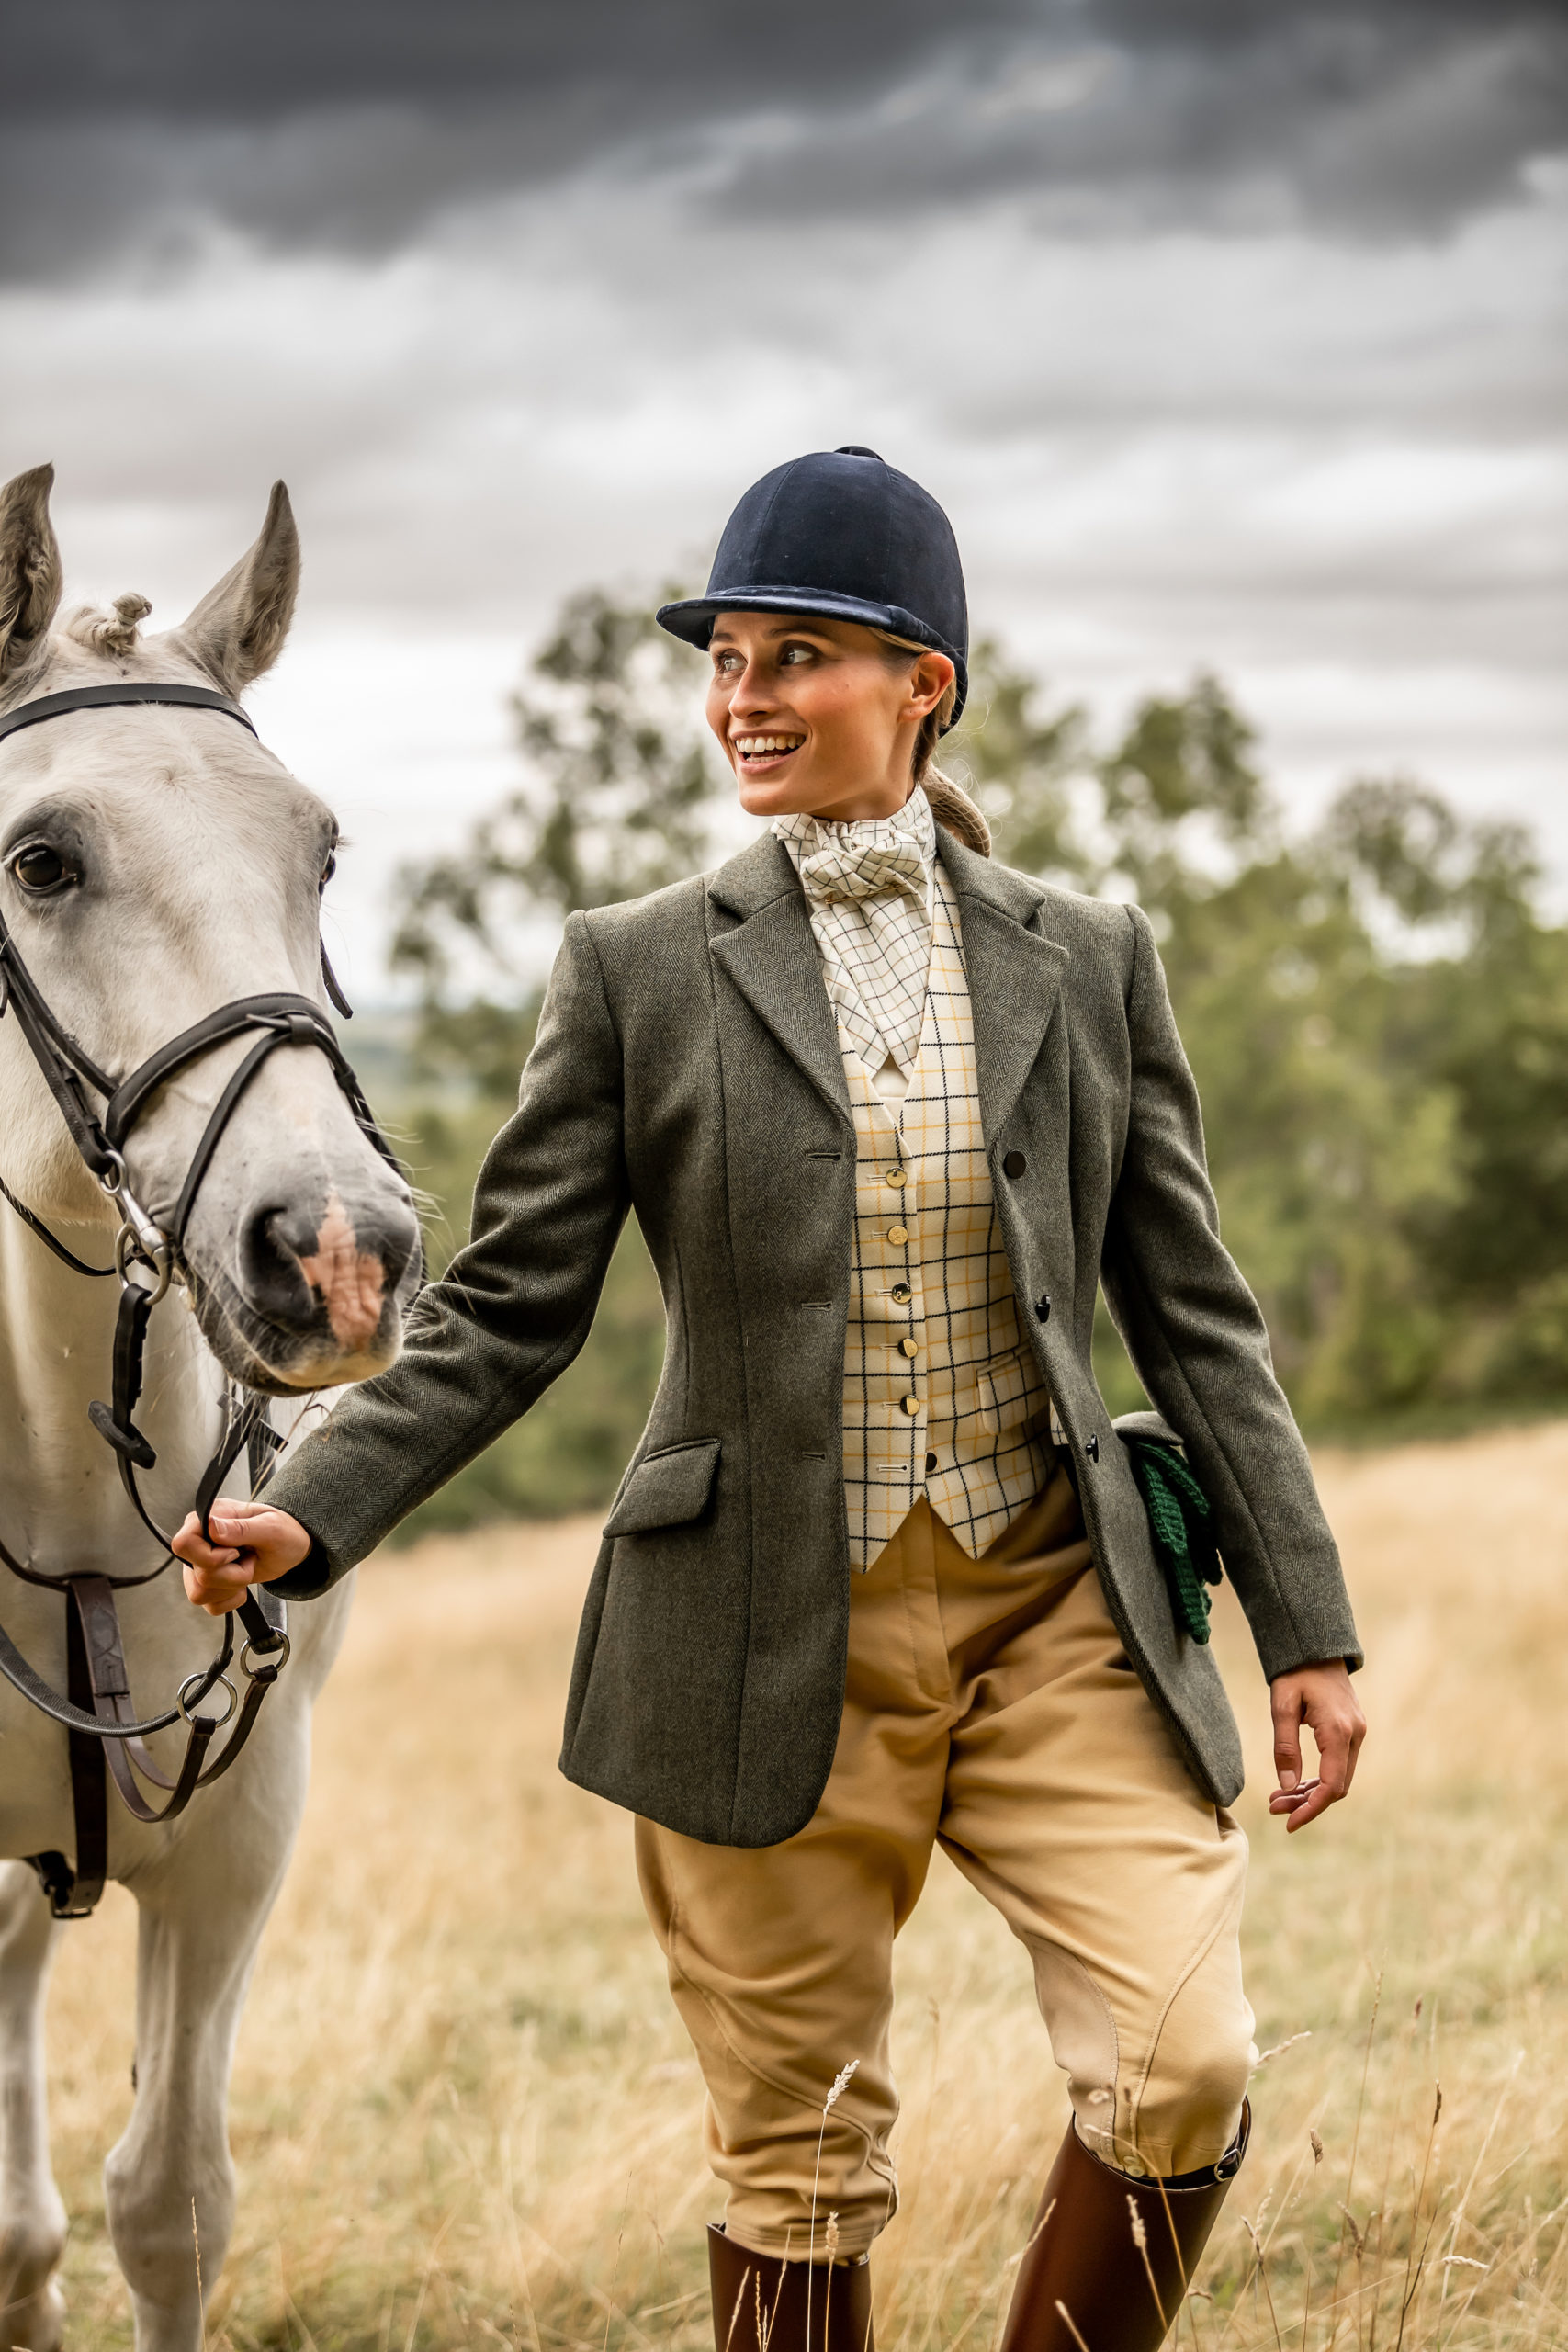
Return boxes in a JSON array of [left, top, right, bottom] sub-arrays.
[[6, 1, 1564, 992]]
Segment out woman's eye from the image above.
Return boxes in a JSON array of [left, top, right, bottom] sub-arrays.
[[780, 644, 813, 665], [10, 843, 69, 892]]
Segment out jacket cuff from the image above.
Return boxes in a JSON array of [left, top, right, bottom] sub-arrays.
[[1255, 1616, 1365, 1681], [269, 1532, 337, 1601]]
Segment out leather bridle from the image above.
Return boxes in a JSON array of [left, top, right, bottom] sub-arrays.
[[0, 679, 412, 1915]]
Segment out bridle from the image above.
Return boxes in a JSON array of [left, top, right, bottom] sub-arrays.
[[0, 679, 412, 1916]]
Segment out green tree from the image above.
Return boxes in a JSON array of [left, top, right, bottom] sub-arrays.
[[390, 584, 721, 1102]]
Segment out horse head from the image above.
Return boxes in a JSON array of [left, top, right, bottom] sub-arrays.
[[0, 463, 422, 1394]]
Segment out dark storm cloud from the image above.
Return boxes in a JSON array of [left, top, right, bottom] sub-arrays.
[[5, 1, 1564, 279]]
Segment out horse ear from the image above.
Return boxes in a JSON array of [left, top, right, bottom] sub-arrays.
[[177, 480, 299, 693], [0, 464, 64, 682]]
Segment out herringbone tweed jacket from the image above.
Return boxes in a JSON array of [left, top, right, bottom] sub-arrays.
[[268, 828, 1360, 1845]]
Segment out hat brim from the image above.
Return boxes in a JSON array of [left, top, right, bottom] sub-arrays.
[[656, 588, 967, 728]]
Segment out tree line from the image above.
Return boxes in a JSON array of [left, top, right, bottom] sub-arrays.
[[382, 587, 1568, 1535]]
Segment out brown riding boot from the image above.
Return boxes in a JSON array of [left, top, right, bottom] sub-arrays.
[[707, 2222, 874, 2352], [998, 2101, 1250, 2352]]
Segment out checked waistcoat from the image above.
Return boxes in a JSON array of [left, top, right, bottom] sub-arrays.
[[839, 864, 1054, 1567]]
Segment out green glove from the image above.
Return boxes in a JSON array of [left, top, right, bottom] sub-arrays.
[[1123, 1439, 1223, 1645]]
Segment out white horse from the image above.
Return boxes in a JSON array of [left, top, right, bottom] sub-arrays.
[[0, 464, 420, 2350]]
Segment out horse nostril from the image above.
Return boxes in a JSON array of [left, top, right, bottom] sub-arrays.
[[239, 1193, 417, 1348], [239, 1205, 319, 1334]]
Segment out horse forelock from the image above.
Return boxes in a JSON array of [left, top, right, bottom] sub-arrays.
[[62, 593, 153, 658]]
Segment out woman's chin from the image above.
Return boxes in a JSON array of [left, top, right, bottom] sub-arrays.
[[736, 764, 816, 817]]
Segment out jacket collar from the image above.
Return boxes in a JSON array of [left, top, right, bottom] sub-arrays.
[[705, 825, 1055, 928], [706, 825, 1071, 1143]]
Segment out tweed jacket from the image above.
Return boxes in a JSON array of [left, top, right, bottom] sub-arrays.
[[267, 828, 1360, 1846]]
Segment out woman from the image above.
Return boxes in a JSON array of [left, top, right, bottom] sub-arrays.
[[175, 447, 1365, 2352]]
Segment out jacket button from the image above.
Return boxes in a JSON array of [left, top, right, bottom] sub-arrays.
[[1085, 1432, 1100, 1463], [1003, 1150, 1026, 1178], [1034, 1295, 1051, 1323]]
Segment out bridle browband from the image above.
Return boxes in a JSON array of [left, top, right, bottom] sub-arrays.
[[0, 677, 410, 1915], [0, 679, 258, 749]]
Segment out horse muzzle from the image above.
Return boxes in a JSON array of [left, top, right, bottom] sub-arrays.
[[207, 1182, 421, 1390]]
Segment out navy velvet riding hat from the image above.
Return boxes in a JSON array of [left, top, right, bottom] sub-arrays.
[[657, 447, 969, 728]]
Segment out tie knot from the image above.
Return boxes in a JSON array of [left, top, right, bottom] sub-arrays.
[[796, 836, 928, 910]]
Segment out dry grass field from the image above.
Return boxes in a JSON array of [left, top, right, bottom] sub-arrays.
[[42, 1423, 1568, 2350]]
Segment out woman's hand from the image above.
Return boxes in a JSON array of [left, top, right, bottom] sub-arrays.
[[171, 1499, 312, 1616], [1268, 1659, 1366, 1832]]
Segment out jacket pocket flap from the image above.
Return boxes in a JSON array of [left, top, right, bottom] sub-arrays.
[[603, 1440, 721, 1538], [976, 1351, 1050, 1436]]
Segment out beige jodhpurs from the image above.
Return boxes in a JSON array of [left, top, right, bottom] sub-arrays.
[[635, 1468, 1255, 2259]]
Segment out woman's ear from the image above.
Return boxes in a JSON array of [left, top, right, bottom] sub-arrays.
[[906, 650, 955, 720]]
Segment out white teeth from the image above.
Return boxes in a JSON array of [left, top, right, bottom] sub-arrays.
[[736, 735, 803, 755]]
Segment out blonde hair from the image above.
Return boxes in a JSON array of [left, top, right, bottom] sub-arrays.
[[875, 632, 991, 856]]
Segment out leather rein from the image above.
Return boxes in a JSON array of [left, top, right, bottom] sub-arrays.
[[0, 680, 402, 1917]]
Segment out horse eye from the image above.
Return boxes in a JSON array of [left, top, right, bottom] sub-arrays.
[[320, 849, 337, 889], [10, 843, 69, 893]]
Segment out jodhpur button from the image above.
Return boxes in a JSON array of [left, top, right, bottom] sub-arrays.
[[901, 1395, 920, 1416], [887, 1224, 909, 1246], [1034, 1295, 1051, 1323], [1003, 1150, 1027, 1179], [886, 1166, 907, 1186], [925, 1451, 938, 1473], [891, 1283, 911, 1303], [899, 1337, 919, 1359]]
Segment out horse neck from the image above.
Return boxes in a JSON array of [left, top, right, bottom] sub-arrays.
[[0, 1211, 223, 1577]]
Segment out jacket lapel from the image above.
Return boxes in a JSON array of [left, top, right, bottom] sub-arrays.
[[705, 827, 1073, 1141], [707, 835, 852, 1128], [937, 832, 1071, 1146]]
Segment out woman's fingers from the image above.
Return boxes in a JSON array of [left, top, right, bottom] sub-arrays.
[[1270, 1688, 1304, 1795], [170, 1507, 242, 1570], [172, 1502, 311, 1608], [180, 1555, 255, 1616], [1268, 1661, 1368, 1832]]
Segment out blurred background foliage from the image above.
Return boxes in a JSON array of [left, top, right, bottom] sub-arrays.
[[367, 589, 1568, 1539]]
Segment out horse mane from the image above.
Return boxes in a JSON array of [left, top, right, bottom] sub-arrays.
[[62, 592, 152, 658]]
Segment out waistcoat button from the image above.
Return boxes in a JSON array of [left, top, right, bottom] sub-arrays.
[[887, 1224, 908, 1246], [892, 1283, 911, 1303], [925, 1451, 938, 1474], [886, 1166, 907, 1186], [1003, 1150, 1026, 1178], [900, 1338, 919, 1359], [902, 1395, 920, 1416]]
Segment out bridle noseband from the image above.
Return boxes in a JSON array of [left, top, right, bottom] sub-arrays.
[[0, 679, 412, 1916]]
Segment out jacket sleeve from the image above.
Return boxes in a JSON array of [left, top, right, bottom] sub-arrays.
[[1100, 903, 1362, 1680], [265, 911, 630, 1591]]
